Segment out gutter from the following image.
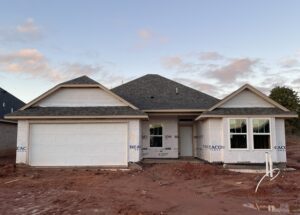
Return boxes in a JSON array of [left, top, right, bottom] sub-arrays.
[[195, 114, 299, 121], [5, 115, 149, 120]]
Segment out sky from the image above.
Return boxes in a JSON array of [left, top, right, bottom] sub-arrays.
[[0, 0, 299, 102]]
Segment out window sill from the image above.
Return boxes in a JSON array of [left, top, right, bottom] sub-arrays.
[[228, 148, 249, 151]]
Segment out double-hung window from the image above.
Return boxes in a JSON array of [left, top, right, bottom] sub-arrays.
[[229, 119, 247, 149], [253, 119, 271, 149], [150, 124, 163, 147]]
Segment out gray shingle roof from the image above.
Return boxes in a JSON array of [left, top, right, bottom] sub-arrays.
[[0, 88, 25, 119], [202, 108, 297, 116], [61, 75, 100, 85], [112, 74, 220, 110], [5, 106, 147, 118]]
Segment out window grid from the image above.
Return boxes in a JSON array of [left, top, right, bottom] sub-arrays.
[[229, 119, 248, 149], [149, 124, 163, 148], [253, 119, 271, 150]]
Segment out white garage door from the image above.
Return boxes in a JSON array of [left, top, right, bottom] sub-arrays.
[[29, 123, 128, 166]]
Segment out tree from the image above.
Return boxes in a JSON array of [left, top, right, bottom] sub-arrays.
[[269, 86, 300, 133]]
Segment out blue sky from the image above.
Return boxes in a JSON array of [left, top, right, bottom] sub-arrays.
[[0, 0, 299, 102]]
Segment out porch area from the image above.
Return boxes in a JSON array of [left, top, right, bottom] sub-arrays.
[[141, 114, 200, 159]]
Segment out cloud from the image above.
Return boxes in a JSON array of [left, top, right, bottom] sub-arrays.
[[162, 51, 300, 97], [159, 36, 169, 44], [261, 76, 288, 87], [17, 18, 40, 34], [161, 55, 207, 74], [174, 77, 220, 96], [292, 78, 300, 85], [135, 28, 169, 49], [161, 52, 227, 75], [0, 49, 60, 81], [161, 56, 183, 69], [198, 52, 223, 61], [206, 58, 259, 83], [0, 49, 112, 83], [279, 57, 300, 68], [162, 55, 259, 84], [62, 63, 102, 77], [62, 63, 127, 88], [138, 29, 153, 40], [0, 18, 42, 43], [258, 76, 288, 95]]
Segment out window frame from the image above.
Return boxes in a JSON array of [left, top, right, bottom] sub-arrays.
[[228, 118, 249, 150], [149, 123, 163, 148], [252, 118, 272, 150]]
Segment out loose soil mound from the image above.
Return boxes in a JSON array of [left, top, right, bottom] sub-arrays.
[[172, 162, 231, 179], [287, 135, 300, 169]]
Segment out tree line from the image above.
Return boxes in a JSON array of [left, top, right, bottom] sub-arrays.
[[269, 86, 300, 134]]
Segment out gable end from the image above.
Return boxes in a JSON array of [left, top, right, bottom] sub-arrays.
[[21, 76, 138, 110], [209, 84, 289, 111]]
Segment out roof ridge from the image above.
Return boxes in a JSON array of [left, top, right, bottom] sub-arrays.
[[112, 74, 220, 110], [113, 74, 219, 101]]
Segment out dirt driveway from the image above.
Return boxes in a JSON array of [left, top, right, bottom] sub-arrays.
[[0, 135, 299, 215]]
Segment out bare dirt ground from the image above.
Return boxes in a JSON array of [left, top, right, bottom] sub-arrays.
[[287, 135, 300, 169], [0, 136, 299, 215]]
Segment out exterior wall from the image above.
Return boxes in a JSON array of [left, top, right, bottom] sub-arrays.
[[275, 119, 286, 163], [196, 119, 223, 163], [197, 117, 287, 164], [223, 117, 284, 163], [36, 88, 126, 107], [16, 120, 29, 164], [220, 89, 274, 108], [196, 120, 209, 161], [128, 120, 142, 162], [0, 122, 17, 157], [209, 119, 224, 162], [16, 119, 142, 165], [142, 116, 178, 158], [192, 123, 197, 157]]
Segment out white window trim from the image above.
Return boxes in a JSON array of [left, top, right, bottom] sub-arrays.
[[252, 118, 272, 151], [149, 124, 163, 148], [228, 118, 249, 150]]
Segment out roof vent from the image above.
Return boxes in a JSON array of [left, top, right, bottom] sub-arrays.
[[176, 87, 179, 94], [150, 96, 155, 99]]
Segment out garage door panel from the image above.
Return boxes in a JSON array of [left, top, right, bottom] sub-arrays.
[[29, 123, 128, 166]]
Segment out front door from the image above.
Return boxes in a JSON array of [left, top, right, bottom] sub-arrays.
[[179, 126, 193, 157]]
